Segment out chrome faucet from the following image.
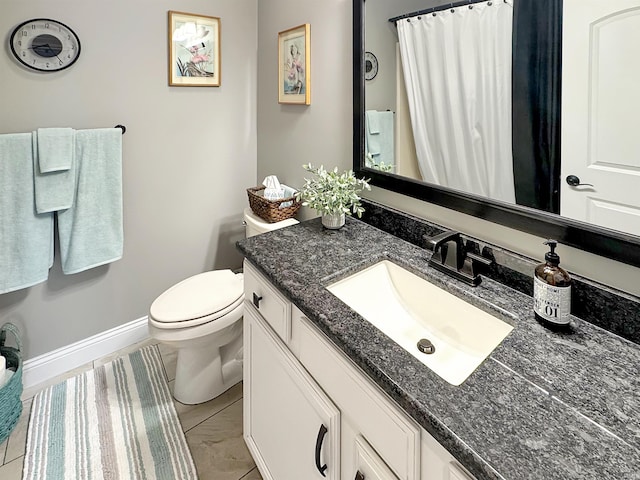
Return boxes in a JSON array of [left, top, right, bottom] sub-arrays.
[[424, 230, 492, 286]]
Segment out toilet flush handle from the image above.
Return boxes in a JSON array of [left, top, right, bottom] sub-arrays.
[[252, 292, 262, 308]]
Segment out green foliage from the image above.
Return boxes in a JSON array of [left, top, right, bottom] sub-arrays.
[[296, 164, 371, 217], [365, 153, 394, 172]]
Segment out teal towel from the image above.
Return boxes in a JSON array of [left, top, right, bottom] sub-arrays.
[[0, 133, 54, 294], [366, 110, 380, 134], [366, 111, 394, 165], [36, 128, 74, 172], [57, 128, 123, 274], [32, 130, 76, 214]]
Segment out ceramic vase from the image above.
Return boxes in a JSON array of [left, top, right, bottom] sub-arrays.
[[322, 212, 346, 229]]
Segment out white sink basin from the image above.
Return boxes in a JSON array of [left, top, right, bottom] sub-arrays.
[[327, 260, 513, 385]]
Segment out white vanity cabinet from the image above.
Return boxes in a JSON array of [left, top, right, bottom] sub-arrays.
[[243, 260, 476, 480]]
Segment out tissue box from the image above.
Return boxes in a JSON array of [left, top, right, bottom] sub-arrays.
[[247, 186, 301, 223]]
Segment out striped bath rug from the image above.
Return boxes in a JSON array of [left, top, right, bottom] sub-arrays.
[[23, 345, 197, 479]]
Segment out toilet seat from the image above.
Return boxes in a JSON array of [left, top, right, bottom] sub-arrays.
[[149, 270, 244, 330]]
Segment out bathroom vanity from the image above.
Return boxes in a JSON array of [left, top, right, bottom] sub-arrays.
[[244, 260, 466, 480], [237, 216, 640, 480]]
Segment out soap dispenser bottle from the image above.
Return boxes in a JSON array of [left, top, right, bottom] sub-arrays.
[[534, 240, 572, 326]]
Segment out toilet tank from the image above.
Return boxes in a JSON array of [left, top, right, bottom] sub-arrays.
[[243, 208, 299, 238]]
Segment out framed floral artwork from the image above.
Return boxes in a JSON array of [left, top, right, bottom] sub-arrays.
[[168, 11, 221, 87], [278, 24, 311, 105]]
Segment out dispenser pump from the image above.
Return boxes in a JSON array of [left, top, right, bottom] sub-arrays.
[[544, 240, 560, 266]]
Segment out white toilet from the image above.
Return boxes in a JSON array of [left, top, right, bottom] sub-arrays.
[[148, 209, 298, 404]]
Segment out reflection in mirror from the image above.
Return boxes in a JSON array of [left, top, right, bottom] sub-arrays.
[[366, 0, 561, 211], [355, 0, 640, 267]]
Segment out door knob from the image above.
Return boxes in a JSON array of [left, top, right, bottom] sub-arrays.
[[566, 175, 594, 187]]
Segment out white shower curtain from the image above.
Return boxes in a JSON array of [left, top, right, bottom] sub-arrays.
[[397, 0, 515, 203]]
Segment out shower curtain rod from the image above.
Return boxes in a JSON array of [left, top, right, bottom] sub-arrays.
[[388, 0, 501, 23]]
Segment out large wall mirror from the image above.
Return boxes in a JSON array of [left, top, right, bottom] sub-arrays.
[[353, 0, 640, 268]]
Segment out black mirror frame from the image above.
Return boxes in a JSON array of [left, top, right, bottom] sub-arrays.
[[352, 0, 640, 268]]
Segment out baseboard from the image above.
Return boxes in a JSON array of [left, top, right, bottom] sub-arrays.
[[22, 316, 150, 389]]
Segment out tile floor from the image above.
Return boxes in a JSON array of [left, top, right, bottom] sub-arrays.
[[0, 339, 262, 480]]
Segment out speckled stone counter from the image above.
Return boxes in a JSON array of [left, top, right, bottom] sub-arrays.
[[236, 217, 640, 480]]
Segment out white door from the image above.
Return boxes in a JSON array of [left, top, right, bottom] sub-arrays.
[[560, 0, 640, 236], [244, 306, 341, 480]]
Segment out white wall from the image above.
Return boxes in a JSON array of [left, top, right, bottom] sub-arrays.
[[0, 0, 258, 359]]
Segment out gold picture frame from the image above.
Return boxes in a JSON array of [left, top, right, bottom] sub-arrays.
[[278, 24, 311, 105], [168, 11, 221, 87]]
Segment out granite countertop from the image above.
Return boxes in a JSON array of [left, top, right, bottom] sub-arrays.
[[236, 217, 640, 480]]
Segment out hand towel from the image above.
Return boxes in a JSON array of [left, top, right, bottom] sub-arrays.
[[366, 111, 394, 166], [32, 130, 76, 213], [0, 133, 54, 294], [366, 110, 381, 134], [279, 184, 297, 208], [57, 128, 123, 275], [36, 127, 74, 172], [376, 111, 395, 165], [366, 111, 381, 156]]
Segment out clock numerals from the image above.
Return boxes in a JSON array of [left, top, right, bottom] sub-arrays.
[[10, 18, 81, 72]]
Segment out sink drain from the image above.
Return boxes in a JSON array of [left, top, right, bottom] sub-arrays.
[[417, 338, 435, 354]]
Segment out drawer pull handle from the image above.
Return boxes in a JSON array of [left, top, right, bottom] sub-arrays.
[[314, 424, 328, 477], [355, 471, 365, 480], [252, 292, 262, 308]]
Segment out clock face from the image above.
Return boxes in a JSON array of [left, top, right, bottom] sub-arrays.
[[10, 19, 81, 72], [364, 52, 378, 81]]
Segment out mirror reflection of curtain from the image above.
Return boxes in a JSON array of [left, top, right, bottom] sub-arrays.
[[397, 1, 515, 203], [512, 0, 562, 214], [395, 42, 421, 181]]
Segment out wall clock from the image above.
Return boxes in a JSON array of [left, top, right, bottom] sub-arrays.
[[10, 18, 81, 72], [364, 51, 378, 81]]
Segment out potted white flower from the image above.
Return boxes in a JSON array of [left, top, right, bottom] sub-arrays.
[[296, 164, 371, 229]]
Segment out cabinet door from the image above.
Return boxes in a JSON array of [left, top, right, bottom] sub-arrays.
[[291, 308, 420, 480], [244, 305, 340, 480], [350, 434, 400, 480]]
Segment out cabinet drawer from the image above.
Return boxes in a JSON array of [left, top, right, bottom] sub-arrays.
[[243, 260, 291, 342], [292, 307, 420, 480]]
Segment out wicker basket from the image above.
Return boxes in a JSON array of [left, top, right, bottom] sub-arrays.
[[0, 323, 23, 444], [247, 186, 301, 223]]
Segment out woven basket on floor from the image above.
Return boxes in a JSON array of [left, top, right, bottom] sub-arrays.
[[0, 323, 23, 444], [247, 186, 301, 223]]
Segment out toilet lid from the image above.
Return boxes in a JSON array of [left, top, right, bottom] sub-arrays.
[[150, 270, 243, 324]]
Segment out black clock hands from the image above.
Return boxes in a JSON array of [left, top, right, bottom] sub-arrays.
[[30, 34, 63, 58]]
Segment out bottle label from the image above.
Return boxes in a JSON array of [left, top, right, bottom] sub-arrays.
[[534, 276, 571, 324]]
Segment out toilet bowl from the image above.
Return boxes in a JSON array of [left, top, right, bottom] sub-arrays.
[[148, 208, 298, 405]]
